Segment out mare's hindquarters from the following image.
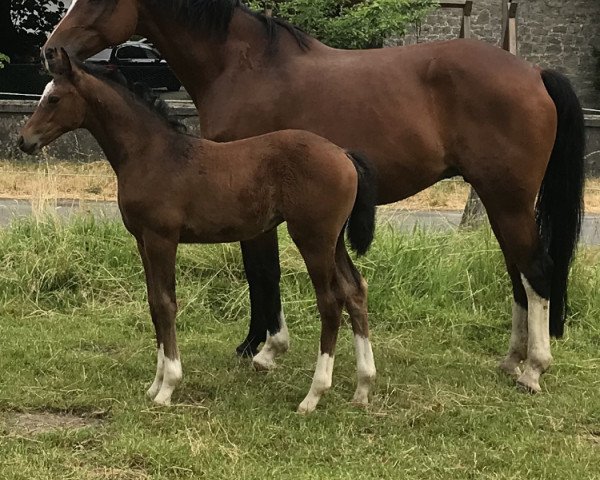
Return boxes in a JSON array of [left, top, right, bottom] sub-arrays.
[[472, 69, 585, 393]]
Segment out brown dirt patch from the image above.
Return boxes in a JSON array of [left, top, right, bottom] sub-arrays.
[[1, 411, 101, 436]]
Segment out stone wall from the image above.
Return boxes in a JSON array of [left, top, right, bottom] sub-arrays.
[[2, 100, 599, 176], [400, 0, 600, 107], [0, 100, 200, 162]]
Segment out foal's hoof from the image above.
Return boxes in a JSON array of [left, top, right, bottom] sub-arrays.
[[516, 372, 542, 394], [297, 398, 318, 415], [351, 391, 370, 407]]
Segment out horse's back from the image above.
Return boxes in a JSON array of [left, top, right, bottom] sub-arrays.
[[203, 38, 557, 204]]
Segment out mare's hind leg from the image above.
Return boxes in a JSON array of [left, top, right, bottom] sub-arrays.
[[492, 230, 529, 377], [498, 297, 529, 377], [484, 206, 552, 393], [335, 240, 376, 405], [518, 266, 552, 393]]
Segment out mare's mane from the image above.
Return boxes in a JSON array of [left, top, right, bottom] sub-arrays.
[[80, 62, 187, 133], [146, 0, 310, 51]]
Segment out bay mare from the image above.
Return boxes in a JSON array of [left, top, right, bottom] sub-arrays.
[[44, 0, 585, 393], [18, 48, 378, 413]]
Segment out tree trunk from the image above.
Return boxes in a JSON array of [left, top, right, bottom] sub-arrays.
[[460, 187, 487, 228]]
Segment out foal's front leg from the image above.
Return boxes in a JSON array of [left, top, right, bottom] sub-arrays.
[[137, 240, 164, 400], [139, 232, 182, 406]]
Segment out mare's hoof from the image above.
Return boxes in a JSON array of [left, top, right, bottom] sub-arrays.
[[252, 351, 276, 371], [498, 358, 523, 378], [236, 341, 260, 358], [153, 394, 172, 406], [146, 385, 160, 401]]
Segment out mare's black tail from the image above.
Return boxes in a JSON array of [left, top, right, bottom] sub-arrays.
[[538, 69, 586, 337], [345, 151, 377, 255]]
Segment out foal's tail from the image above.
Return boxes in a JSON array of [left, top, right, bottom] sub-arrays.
[[345, 151, 377, 255], [538, 69, 586, 337]]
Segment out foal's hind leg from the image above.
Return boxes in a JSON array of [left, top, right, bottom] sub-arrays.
[[291, 232, 344, 414], [335, 241, 376, 406]]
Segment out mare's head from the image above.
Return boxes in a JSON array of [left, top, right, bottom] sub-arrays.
[[43, 0, 309, 66], [43, 0, 139, 63], [19, 48, 88, 154]]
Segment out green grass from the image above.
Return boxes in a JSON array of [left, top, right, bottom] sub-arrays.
[[0, 215, 599, 479]]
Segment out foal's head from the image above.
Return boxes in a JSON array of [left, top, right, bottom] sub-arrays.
[[18, 48, 88, 154]]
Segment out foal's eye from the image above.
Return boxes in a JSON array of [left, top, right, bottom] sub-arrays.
[[48, 96, 60, 104]]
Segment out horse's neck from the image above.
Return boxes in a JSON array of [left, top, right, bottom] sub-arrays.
[[136, 5, 317, 106], [81, 83, 171, 174]]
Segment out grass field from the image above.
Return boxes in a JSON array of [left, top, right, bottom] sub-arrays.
[[0, 215, 599, 479]]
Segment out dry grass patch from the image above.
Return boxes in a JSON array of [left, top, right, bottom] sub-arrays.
[[0, 159, 115, 202], [1, 411, 100, 436], [2, 159, 600, 214]]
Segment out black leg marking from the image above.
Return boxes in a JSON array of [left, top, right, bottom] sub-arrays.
[[237, 230, 282, 357], [521, 247, 553, 300]]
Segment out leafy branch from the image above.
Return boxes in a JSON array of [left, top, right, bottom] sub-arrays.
[[247, 0, 436, 49]]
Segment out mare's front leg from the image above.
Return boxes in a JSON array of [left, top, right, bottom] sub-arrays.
[[239, 230, 289, 369], [139, 231, 182, 405]]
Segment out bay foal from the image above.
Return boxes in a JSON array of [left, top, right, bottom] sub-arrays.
[[19, 49, 377, 413]]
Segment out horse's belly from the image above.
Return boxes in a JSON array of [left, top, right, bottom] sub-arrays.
[[178, 216, 282, 244]]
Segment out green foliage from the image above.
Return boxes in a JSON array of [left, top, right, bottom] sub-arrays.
[[0, 52, 8, 68], [247, 0, 436, 49], [10, 0, 67, 44], [0, 1, 66, 61]]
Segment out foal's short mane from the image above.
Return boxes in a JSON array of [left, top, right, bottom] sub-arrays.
[[146, 0, 310, 51], [81, 62, 187, 133]]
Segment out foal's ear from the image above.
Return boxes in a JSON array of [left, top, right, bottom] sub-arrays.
[[45, 47, 74, 78]]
